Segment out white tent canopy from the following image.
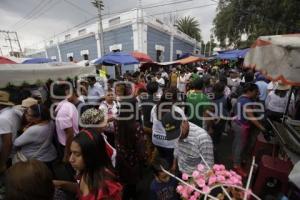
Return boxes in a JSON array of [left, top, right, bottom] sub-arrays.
[[0, 63, 96, 88], [244, 34, 300, 85]]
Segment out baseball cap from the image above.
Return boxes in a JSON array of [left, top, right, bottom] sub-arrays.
[[161, 111, 184, 140]]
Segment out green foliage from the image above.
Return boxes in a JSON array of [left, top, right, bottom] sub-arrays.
[[213, 0, 300, 48], [175, 16, 202, 41]]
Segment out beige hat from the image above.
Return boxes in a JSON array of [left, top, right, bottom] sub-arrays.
[[21, 97, 38, 108], [276, 83, 291, 91], [0, 91, 14, 106]]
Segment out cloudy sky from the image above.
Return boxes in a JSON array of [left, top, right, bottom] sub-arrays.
[[0, 0, 218, 54]]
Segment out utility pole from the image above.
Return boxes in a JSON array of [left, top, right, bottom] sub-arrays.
[[0, 30, 22, 56], [96, 0, 105, 56]]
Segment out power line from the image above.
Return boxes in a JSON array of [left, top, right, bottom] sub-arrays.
[[10, 0, 53, 29], [25, 2, 216, 48], [63, 0, 96, 17], [15, 0, 62, 31]]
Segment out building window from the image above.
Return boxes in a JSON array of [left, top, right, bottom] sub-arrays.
[[78, 29, 86, 36], [83, 54, 89, 60], [109, 17, 120, 26], [80, 49, 89, 60], [51, 56, 57, 61], [65, 34, 71, 40], [156, 50, 162, 62]]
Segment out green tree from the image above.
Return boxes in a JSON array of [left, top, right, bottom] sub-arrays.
[[175, 16, 202, 41], [213, 0, 300, 48]]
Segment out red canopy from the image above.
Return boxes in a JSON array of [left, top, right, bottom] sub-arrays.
[[130, 51, 153, 62], [0, 56, 17, 64]]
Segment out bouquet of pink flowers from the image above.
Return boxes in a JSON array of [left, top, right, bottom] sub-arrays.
[[176, 164, 247, 200]]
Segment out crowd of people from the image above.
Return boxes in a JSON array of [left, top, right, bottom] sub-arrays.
[[0, 63, 300, 200]]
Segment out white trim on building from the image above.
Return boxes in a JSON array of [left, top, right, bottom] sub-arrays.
[[109, 44, 122, 52], [155, 45, 165, 52], [80, 50, 89, 56], [67, 52, 74, 57]]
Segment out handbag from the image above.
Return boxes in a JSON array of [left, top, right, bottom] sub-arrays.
[[12, 130, 51, 164]]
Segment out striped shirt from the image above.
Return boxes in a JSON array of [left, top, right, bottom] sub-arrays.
[[174, 122, 214, 174]]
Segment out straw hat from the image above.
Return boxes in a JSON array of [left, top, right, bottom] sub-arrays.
[[21, 97, 38, 108], [0, 91, 14, 106], [80, 108, 108, 128], [276, 82, 291, 91]]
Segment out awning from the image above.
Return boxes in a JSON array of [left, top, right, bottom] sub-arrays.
[[217, 48, 250, 60], [0, 63, 96, 88], [93, 52, 139, 65], [177, 56, 206, 65], [22, 57, 54, 64], [0, 56, 17, 64], [130, 51, 153, 63], [244, 34, 300, 85]]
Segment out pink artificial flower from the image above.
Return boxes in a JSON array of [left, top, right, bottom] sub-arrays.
[[189, 196, 197, 200], [195, 177, 206, 187], [225, 171, 232, 177], [202, 186, 210, 193], [182, 173, 189, 180], [197, 164, 205, 172], [194, 192, 201, 199], [213, 164, 221, 171], [192, 170, 200, 178], [208, 176, 217, 186], [225, 179, 234, 185], [176, 185, 184, 194], [219, 164, 225, 170], [230, 177, 239, 185], [217, 175, 226, 182]]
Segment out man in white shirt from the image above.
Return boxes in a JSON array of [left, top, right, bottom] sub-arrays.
[[87, 75, 105, 103], [155, 73, 165, 97], [0, 91, 21, 173]]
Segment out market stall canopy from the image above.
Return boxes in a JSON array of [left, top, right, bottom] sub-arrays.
[[217, 48, 249, 60], [93, 52, 139, 65], [22, 57, 54, 64], [139, 60, 179, 71], [5, 56, 29, 63], [0, 56, 17, 64], [178, 53, 206, 60], [244, 34, 300, 85], [177, 56, 207, 65], [0, 63, 95, 88], [130, 51, 153, 62]]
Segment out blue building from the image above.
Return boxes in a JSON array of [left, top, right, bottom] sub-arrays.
[[26, 8, 201, 74]]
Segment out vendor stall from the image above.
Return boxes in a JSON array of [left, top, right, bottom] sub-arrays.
[[244, 34, 300, 198], [0, 62, 96, 88]]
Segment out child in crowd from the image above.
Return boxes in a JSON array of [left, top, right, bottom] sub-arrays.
[[149, 158, 179, 200]]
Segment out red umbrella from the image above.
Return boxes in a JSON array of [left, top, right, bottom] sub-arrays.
[[130, 51, 153, 62], [0, 56, 17, 64]]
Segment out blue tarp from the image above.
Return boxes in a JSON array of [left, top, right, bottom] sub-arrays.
[[93, 52, 139, 65], [217, 48, 249, 60], [22, 58, 54, 64]]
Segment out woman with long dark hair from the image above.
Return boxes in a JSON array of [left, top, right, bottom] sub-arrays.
[[53, 129, 122, 200], [115, 98, 146, 200]]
